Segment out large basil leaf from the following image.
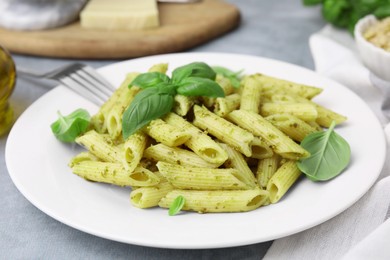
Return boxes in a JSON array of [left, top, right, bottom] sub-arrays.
[[171, 62, 216, 84], [297, 121, 351, 181], [122, 85, 175, 139], [176, 77, 225, 98]]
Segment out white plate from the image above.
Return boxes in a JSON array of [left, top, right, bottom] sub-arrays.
[[6, 53, 386, 249]]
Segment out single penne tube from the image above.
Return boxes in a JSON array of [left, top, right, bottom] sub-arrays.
[[163, 112, 228, 165], [216, 74, 236, 96], [130, 181, 173, 209], [143, 143, 220, 168], [90, 112, 106, 134], [283, 93, 347, 127], [201, 96, 216, 108], [218, 143, 257, 188], [158, 189, 269, 213], [106, 73, 141, 139], [226, 110, 309, 160], [123, 131, 148, 172], [70, 161, 160, 187], [173, 95, 196, 116], [193, 105, 254, 157], [144, 119, 191, 147], [148, 63, 168, 73], [214, 93, 241, 117], [240, 76, 262, 113], [251, 137, 274, 159], [265, 114, 319, 142], [267, 160, 301, 203], [76, 130, 122, 163], [254, 73, 323, 99], [261, 102, 318, 122], [156, 161, 252, 190], [315, 105, 348, 128], [256, 155, 280, 189]]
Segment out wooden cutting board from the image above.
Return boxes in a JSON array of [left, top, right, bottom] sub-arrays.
[[0, 0, 239, 59]]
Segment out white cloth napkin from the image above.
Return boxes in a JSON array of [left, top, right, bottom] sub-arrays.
[[263, 25, 390, 260]]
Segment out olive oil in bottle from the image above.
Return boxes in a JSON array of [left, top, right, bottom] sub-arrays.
[[0, 46, 16, 136]]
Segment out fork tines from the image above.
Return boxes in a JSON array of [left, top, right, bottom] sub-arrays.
[[54, 63, 116, 106]]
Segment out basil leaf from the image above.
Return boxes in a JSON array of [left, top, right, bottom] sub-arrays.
[[50, 109, 91, 142], [122, 85, 175, 139], [212, 66, 243, 88], [297, 121, 351, 181], [171, 62, 216, 84], [130, 72, 170, 89], [168, 195, 186, 216], [322, 0, 352, 27], [374, 4, 390, 19], [176, 77, 225, 98]]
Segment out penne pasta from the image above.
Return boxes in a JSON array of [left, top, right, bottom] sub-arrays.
[[214, 93, 241, 117], [265, 114, 319, 142], [254, 73, 323, 99], [261, 102, 318, 122], [219, 142, 257, 188], [156, 161, 252, 190], [240, 76, 262, 113], [159, 189, 269, 213], [163, 112, 228, 165], [67, 63, 348, 215], [267, 160, 301, 203], [90, 73, 139, 134], [201, 74, 235, 108], [144, 119, 191, 147], [148, 63, 168, 73], [70, 160, 160, 187], [226, 110, 309, 160], [173, 95, 196, 116], [76, 130, 123, 163], [251, 137, 274, 159], [130, 181, 173, 208], [123, 131, 148, 172], [106, 73, 141, 139], [256, 155, 280, 189], [193, 105, 254, 157], [144, 143, 221, 168]]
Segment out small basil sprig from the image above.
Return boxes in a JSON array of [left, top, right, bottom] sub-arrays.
[[168, 195, 186, 216], [297, 121, 351, 181], [122, 62, 225, 139], [212, 66, 243, 88], [50, 109, 91, 142], [303, 0, 390, 34]]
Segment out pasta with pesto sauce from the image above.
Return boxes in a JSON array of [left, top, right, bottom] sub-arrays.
[[68, 62, 347, 215]]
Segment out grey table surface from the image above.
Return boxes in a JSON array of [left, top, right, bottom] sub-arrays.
[[0, 1, 325, 259]]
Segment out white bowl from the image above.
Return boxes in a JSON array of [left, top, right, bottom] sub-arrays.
[[355, 15, 390, 82]]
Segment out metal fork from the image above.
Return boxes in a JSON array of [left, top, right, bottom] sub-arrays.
[[17, 63, 116, 106]]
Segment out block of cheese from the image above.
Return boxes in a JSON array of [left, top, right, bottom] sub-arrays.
[[80, 0, 159, 30]]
